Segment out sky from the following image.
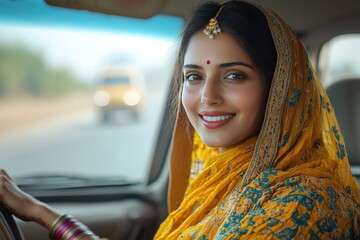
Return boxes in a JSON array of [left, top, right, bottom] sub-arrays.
[[0, 24, 179, 83]]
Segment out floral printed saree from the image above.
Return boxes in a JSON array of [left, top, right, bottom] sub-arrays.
[[155, 2, 360, 239]]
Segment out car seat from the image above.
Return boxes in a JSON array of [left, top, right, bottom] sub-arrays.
[[326, 77, 360, 177]]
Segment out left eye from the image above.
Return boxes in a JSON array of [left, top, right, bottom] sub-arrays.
[[225, 72, 246, 80]]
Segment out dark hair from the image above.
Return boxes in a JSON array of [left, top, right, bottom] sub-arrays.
[[171, 0, 277, 127]]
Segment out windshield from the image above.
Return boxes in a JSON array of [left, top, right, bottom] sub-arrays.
[[104, 77, 130, 85], [0, 0, 183, 185]]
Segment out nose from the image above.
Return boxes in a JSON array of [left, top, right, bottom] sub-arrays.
[[200, 77, 222, 106]]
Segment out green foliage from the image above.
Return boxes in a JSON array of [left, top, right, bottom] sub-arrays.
[[0, 43, 87, 97]]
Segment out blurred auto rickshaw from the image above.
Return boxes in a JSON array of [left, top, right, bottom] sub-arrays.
[[93, 66, 144, 122]]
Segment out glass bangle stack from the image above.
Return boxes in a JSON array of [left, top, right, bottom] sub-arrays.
[[49, 214, 99, 240]]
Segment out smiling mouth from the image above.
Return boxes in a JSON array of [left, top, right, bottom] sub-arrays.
[[200, 113, 236, 128], [202, 114, 235, 122]]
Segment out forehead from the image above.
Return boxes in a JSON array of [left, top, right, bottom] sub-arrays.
[[184, 31, 253, 65]]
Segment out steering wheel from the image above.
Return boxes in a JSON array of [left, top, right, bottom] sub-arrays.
[[0, 205, 24, 240]]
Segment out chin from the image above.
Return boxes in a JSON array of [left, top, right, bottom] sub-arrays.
[[201, 138, 230, 149]]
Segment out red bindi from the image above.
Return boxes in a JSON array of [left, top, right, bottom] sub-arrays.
[[206, 60, 211, 64]]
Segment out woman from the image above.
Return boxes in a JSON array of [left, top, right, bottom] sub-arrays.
[[1, 1, 359, 239]]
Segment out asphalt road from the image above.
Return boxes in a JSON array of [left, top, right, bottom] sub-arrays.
[[0, 94, 166, 183]]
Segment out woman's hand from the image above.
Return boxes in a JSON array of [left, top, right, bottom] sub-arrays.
[[0, 169, 60, 229]]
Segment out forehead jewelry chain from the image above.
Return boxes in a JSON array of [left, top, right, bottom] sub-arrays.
[[203, 5, 225, 39]]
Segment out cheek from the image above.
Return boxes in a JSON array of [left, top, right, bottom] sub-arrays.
[[229, 89, 262, 109], [181, 86, 198, 116], [230, 85, 267, 118]]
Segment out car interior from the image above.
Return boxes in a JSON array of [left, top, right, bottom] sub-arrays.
[[0, 0, 359, 239]]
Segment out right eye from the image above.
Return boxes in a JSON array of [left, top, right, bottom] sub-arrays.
[[185, 73, 202, 81]]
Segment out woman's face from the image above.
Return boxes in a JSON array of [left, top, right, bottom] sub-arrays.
[[182, 31, 268, 153]]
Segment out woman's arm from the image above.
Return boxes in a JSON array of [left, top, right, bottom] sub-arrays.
[[0, 169, 59, 228], [0, 169, 99, 239]]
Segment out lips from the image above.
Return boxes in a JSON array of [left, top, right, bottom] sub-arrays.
[[199, 112, 236, 128]]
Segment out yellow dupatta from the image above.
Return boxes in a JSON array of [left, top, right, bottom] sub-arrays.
[[155, 2, 360, 239]]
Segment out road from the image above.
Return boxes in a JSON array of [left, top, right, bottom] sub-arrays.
[[0, 93, 166, 183]]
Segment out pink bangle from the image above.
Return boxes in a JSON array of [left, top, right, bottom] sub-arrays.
[[68, 228, 83, 240], [69, 229, 96, 240], [49, 215, 68, 237], [54, 218, 79, 240], [50, 215, 71, 240], [66, 223, 90, 240], [49, 214, 97, 240]]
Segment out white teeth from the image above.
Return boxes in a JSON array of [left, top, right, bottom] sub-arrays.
[[203, 114, 234, 122]]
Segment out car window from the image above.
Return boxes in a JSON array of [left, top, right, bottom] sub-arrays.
[[0, 0, 183, 185], [104, 77, 130, 85], [318, 34, 360, 86]]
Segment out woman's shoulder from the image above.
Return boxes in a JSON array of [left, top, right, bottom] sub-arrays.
[[250, 167, 356, 196], [236, 168, 359, 239], [247, 167, 358, 211]]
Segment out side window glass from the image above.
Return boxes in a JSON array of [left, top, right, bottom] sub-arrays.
[[318, 34, 360, 86]]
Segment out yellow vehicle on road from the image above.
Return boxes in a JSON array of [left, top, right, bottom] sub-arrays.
[[93, 67, 144, 122]]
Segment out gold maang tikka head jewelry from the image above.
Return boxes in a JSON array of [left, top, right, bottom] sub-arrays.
[[203, 4, 225, 39]]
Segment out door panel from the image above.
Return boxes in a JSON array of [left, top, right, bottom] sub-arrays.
[[17, 200, 162, 240]]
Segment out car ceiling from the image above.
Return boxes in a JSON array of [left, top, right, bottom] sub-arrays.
[[45, 0, 360, 36], [165, 0, 360, 35]]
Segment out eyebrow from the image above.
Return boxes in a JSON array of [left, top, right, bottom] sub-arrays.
[[183, 61, 254, 70]]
